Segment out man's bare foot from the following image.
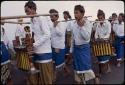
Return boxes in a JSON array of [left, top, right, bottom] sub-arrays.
[[63, 66, 71, 77], [116, 62, 121, 67], [104, 63, 111, 74], [94, 77, 100, 84]]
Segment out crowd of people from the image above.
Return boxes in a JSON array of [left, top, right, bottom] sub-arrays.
[[1, 1, 124, 85]]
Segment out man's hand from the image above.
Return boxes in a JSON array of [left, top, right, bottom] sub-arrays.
[[77, 19, 85, 27], [53, 21, 59, 27], [27, 47, 34, 55]]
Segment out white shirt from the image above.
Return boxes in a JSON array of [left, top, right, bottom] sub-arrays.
[[1, 25, 10, 49], [1, 25, 4, 42], [111, 19, 118, 25], [92, 22, 98, 32], [49, 21, 67, 49], [25, 31, 32, 37], [31, 16, 52, 54], [113, 22, 124, 37], [69, 19, 92, 53], [3, 33, 9, 49], [70, 20, 92, 45], [15, 24, 25, 38], [65, 20, 72, 32], [111, 19, 118, 29], [94, 20, 111, 39]]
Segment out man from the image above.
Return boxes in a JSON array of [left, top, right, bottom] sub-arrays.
[[113, 13, 124, 67], [49, 9, 70, 81], [63, 11, 73, 65], [94, 9, 112, 74], [24, 1, 53, 84], [1, 23, 12, 85], [111, 13, 118, 24], [1, 25, 10, 49], [69, 5, 95, 84], [110, 13, 118, 56], [15, 18, 25, 45], [14, 18, 31, 71]]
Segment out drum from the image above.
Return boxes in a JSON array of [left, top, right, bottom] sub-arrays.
[[110, 31, 116, 43], [110, 31, 116, 54], [15, 32, 34, 71], [91, 39, 113, 57], [15, 36, 20, 46], [65, 31, 72, 48], [12, 39, 20, 47], [21, 38, 26, 46], [16, 52, 31, 71], [15, 46, 31, 71], [1, 63, 10, 84]]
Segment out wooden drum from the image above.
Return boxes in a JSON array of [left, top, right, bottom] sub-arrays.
[[91, 39, 113, 57]]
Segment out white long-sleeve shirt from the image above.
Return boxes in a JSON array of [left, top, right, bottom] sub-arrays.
[[15, 24, 25, 38], [15, 24, 28, 45], [49, 21, 67, 49], [31, 16, 52, 54], [3, 33, 9, 49], [111, 19, 118, 25], [65, 20, 72, 32], [69, 20, 92, 53], [70, 20, 92, 45], [94, 20, 111, 39], [1, 25, 10, 49], [113, 22, 124, 37]]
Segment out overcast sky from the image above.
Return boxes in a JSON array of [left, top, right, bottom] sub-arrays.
[[1, 1, 124, 47]]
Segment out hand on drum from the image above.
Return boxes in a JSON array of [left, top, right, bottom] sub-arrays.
[[53, 21, 59, 27], [27, 47, 34, 55], [77, 19, 85, 27]]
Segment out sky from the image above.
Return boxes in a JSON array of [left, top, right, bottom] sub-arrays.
[[1, 1, 124, 47]]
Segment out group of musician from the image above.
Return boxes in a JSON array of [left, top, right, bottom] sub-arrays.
[[1, 1, 124, 85]]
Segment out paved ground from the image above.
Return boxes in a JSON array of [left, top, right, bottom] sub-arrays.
[[10, 56, 124, 84]]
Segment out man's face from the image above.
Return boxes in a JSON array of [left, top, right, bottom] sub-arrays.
[[112, 15, 117, 20], [25, 6, 33, 15], [50, 14, 58, 22], [74, 10, 83, 21], [98, 15, 105, 21], [118, 15, 123, 21], [63, 14, 68, 20]]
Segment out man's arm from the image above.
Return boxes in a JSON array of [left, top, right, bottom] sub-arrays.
[[33, 17, 51, 47]]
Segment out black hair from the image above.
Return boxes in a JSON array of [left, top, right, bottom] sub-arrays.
[[63, 11, 72, 19], [24, 26, 30, 31], [25, 1, 37, 11], [49, 9, 59, 17], [97, 9, 105, 19], [112, 13, 117, 17], [74, 5, 85, 14], [119, 13, 124, 21]]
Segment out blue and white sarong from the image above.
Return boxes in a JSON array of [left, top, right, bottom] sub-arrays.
[[31, 53, 53, 84], [52, 48, 65, 69], [73, 43, 95, 81], [97, 55, 111, 63], [33, 53, 52, 63], [73, 44, 92, 73], [1, 41, 10, 65], [1, 41, 11, 84], [115, 36, 125, 61]]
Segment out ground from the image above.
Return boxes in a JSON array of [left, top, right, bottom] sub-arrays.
[[10, 56, 124, 84]]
